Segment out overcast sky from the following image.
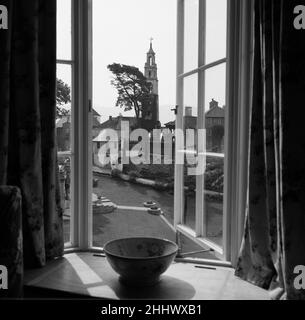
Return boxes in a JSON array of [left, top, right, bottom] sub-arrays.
[[92, 0, 176, 125], [57, 0, 227, 125]]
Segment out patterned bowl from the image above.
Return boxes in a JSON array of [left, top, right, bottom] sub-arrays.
[[104, 237, 178, 286]]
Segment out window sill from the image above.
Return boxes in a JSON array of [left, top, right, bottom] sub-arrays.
[[24, 252, 269, 300]]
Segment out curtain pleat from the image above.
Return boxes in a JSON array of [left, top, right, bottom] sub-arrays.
[[0, 0, 63, 268]]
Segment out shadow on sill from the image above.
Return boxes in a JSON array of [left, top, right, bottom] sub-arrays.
[[23, 286, 106, 300]]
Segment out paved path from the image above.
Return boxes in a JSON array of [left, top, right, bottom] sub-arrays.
[[94, 174, 223, 246], [64, 173, 223, 254], [92, 175, 222, 257]]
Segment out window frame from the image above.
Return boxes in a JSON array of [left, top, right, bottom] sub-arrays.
[[174, 0, 227, 260], [61, 0, 254, 266], [56, 0, 75, 249], [58, 0, 93, 251], [174, 0, 254, 264]]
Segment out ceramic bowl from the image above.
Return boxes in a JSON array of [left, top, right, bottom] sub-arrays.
[[104, 237, 178, 286]]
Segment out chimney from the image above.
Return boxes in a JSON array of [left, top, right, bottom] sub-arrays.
[[185, 106, 192, 117], [109, 116, 112, 120], [209, 99, 219, 109]]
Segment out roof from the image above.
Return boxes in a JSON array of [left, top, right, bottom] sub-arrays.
[[93, 129, 115, 142], [148, 41, 155, 55], [56, 112, 101, 129], [165, 106, 225, 129], [165, 116, 197, 129], [164, 120, 175, 127], [99, 116, 137, 130], [205, 106, 225, 118], [92, 116, 102, 128], [92, 109, 101, 117]]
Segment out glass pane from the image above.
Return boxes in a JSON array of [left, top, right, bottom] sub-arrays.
[[56, 64, 72, 152], [92, 0, 177, 248], [205, 0, 227, 64], [57, 0, 72, 60], [56, 63, 72, 245], [204, 63, 226, 246], [58, 155, 72, 244], [182, 74, 198, 230], [184, 0, 199, 72]]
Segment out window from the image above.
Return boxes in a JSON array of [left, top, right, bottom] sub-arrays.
[[174, 0, 227, 259], [174, 0, 253, 262], [56, 0, 73, 246], [57, 0, 253, 266]]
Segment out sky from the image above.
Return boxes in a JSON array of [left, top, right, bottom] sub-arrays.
[[57, 0, 227, 126], [92, 0, 177, 125]]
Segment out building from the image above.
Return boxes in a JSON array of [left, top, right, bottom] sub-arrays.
[[91, 109, 103, 138], [164, 99, 225, 153], [56, 109, 102, 152], [142, 39, 160, 128], [205, 99, 225, 152], [98, 115, 138, 139]]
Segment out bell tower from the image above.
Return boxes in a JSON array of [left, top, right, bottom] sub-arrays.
[[145, 38, 158, 95], [144, 38, 159, 124]]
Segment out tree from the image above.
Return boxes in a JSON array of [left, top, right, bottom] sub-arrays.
[[107, 63, 153, 120], [56, 78, 71, 118]]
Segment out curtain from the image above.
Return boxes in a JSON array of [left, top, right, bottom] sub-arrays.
[[235, 0, 305, 300], [0, 0, 63, 268], [0, 186, 23, 297]]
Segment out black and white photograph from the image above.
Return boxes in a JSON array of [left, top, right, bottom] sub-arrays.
[[0, 0, 305, 313]]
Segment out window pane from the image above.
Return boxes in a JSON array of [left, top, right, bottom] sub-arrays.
[[91, 0, 177, 249], [205, 0, 227, 64], [58, 155, 72, 244], [204, 63, 226, 247], [182, 74, 198, 230], [184, 0, 199, 72], [56, 64, 72, 152], [57, 0, 72, 60], [56, 63, 72, 245]]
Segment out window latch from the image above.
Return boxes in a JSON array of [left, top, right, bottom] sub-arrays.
[[171, 105, 179, 115]]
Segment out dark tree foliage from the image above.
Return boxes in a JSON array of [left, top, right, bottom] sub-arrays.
[[56, 78, 71, 118], [107, 63, 154, 119]]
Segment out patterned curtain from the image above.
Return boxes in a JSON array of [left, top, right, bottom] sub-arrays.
[[235, 0, 305, 300], [0, 0, 63, 268]]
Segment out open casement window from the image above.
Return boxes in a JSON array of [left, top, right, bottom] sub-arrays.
[[58, 0, 253, 266], [174, 0, 228, 261], [174, 0, 253, 263], [56, 0, 93, 250], [56, 0, 74, 247]]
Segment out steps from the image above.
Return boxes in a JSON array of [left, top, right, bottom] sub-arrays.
[[93, 196, 117, 214]]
